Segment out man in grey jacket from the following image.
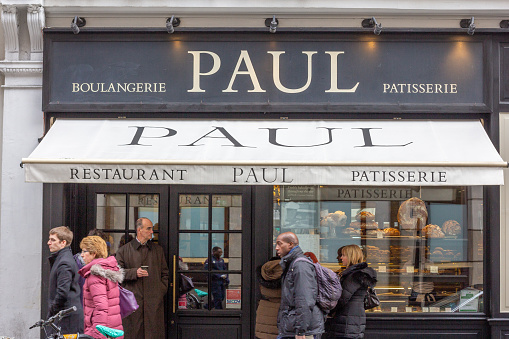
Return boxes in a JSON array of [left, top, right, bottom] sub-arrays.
[[275, 232, 324, 339]]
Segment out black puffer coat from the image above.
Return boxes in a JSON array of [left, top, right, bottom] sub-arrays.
[[278, 246, 325, 337], [327, 262, 377, 339]]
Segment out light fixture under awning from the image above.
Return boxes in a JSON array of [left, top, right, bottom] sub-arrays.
[[22, 119, 506, 186]]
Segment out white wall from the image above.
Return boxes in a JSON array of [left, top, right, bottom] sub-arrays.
[[0, 63, 43, 338], [0, 3, 44, 338]]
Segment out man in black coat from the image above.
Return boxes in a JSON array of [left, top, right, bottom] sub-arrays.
[[276, 232, 324, 339], [47, 226, 84, 334]]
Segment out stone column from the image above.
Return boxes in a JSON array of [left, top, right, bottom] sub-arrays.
[[0, 4, 44, 338]]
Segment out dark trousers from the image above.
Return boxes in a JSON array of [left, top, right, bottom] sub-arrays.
[[278, 335, 321, 339], [211, 283, 225, 309]]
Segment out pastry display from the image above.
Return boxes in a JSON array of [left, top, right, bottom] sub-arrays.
[[383, 228, 400, 236], [321, 210, 347, 228], [282, 191, 475, 312], [342, 227, 361, 235], [430, 246, 462, 262], [366, 229, 385, 237], [422, 224, 445, 238], [350, 221, 379, 230], [330, 211, 347, 225], [442, 220, 461, 236], [398, 198, 428, 234], [355, 211, 375, 222], [365, 245, 390, 262]]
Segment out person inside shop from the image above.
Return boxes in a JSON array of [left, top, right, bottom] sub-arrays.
[[326, 245, 377, 339], [204, 246, 229, 309], [47, 226, 84, 335], [88, 228, 113, 255], [275, 231, 324, 339], [255, 256, 282, 339], [118, 234, 134, 250], [116, 217, 169, 339]]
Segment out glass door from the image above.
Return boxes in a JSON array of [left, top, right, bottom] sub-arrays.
[[169, 186, 252, 339]]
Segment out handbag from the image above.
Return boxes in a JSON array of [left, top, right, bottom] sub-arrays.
[[364, 286, 380, 310], [118, 285, 139, 318], [179, 274, 195, 294], [409, 282, 435, 304]]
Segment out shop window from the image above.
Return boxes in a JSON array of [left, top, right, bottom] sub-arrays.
[[178, 194, 243, 311], [273, 186, 484, 314], [96, 193, 159, 255]]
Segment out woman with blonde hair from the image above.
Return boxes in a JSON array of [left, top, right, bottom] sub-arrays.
[[326, 245, 377, 339], [79, 236, 124, 339]]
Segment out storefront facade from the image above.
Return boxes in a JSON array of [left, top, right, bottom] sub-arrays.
[[2, 2, 509, 339], [26, 29, 506, 338]]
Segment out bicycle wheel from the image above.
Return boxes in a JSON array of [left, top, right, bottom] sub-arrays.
[[186, 293, 201, 309]]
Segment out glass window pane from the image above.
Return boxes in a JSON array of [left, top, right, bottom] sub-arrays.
[[178, 273, 209, 311], [179, 233, 208, 265], [228, 234, 242, 270], [225, 274, 242, 309], [212, 195, 242, 230], [96, 194, 126, 230], [104, 233, 126, 255], [273, 185, 483, 314], [129, 194, 159, 230], [229, 207, 242, 230], [210, 234, 228, 271], [179, 193, 243, 312], [180, 194, 208, 230]]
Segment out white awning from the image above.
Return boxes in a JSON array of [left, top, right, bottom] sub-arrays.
[[22, 119, 506, 186]]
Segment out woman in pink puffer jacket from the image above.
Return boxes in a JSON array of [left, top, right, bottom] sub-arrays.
[[79, 236, 124, 339]]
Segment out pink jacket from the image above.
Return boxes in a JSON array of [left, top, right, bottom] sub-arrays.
[[79, 256, 124, 339]]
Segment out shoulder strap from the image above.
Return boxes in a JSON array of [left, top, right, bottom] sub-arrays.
[[292, 257, 313, 268]]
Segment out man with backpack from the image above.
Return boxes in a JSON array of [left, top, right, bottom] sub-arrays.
[[275, 232, 325, 339]]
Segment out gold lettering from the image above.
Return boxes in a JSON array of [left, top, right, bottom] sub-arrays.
[[188, 51, 221, 93], [269, 51, 316, 94], [325, 51, 360, 93], [223, 50, 265, 93]]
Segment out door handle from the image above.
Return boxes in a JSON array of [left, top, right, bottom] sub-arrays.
[[173, 254, 177, 314]]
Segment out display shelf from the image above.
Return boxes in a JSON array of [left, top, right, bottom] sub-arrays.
[[321, 235, 467, 242]]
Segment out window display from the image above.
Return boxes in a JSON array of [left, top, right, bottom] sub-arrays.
[[273, 186, 484, 313]]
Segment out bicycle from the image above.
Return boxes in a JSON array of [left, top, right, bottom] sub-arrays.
[[186, 288, 208, 309], [29, 306, 124, 339]]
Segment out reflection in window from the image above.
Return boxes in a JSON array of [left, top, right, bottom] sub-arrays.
[[96, 193, 159, 254], [178, 194, 243, 311], [273, 186, 483, 314]]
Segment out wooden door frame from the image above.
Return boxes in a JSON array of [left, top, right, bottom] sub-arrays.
[[168, 185, 253, 338]]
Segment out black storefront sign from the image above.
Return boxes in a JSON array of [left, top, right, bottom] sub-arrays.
[[43, 32, 485, 113]]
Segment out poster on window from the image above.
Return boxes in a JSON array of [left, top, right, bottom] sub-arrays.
[[226, 289, 241, 309]]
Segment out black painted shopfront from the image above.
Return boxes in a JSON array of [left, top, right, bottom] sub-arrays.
[[34, 30, 509, 338]]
